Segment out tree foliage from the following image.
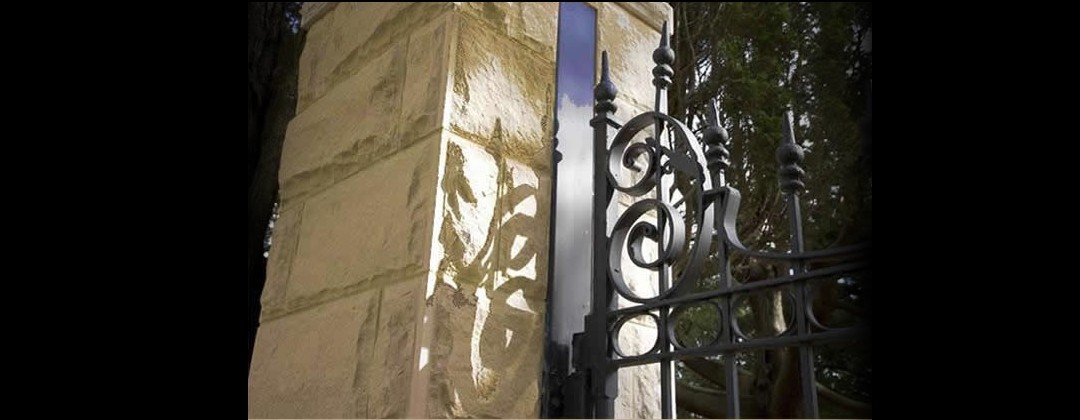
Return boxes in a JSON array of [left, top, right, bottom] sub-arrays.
[[668, 2, 872, 418]]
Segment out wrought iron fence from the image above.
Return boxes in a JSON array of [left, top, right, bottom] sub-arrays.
[[559, 22, 871, 419]]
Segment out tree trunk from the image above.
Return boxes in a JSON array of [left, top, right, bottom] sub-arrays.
[[741, 261, 801, 418]]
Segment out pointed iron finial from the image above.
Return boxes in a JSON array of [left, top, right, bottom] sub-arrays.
[[780, 107, 796, 145], [776, 109, 805, 194], [703, 98, 730, 175], [652, 21, 674, 89], [595, 51, 617, 114]]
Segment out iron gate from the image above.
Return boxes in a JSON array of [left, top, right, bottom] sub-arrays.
[[547, 22, 871, 419]]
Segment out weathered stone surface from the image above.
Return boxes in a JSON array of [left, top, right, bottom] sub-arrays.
[[613, 317, 662, 419], [451, 3, 509, 30], [401, 16, 451, 146], [261, 204, 303, 318], [416, 133, 551, 418], [514, 2, 559, 61], [286, 135, 439, 304], [452, 2, 557, 61], [422, 280, 545, 418], [616, 363, 662, 419], [433, 136, 501, 288], [432, 135, 550, 301], [599, 2, 664, 113], [611, 99, 654, 131], [249, 291, 378, 419], [615, 314, 659, 357], [365, 278, 422, 418], [454, 2, 514, 34], [281, 43, 406, 202], [454, 2, 558, 61], [616, 254, 661, 309], [298, 3, 406, 110], [615, 2, 673, 31], [297, 2, 454, 111], [493, 157, 550, 305], [449, 16, 555, 171], [300, 2, 336, 30]]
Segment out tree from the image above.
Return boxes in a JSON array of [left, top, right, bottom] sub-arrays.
[[248, 2, 303, 374], [667, 2, 872, 418]]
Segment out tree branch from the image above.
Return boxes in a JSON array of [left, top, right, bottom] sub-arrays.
[[676, 381, 763, 419], [817, 382, 872, 417], [677, 381, 726, 419], [681, 357, 754, 391]]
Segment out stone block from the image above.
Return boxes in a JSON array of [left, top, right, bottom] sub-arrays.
[[420, 133, 551, 418], [421, 280, 545, 418], [298, 2, 454, 111], [454, 2, 515, 34], [492, 157, 550, 304], [300, 2, 336, 30], [433, 135, 550, 302], [454, 2, 559, 61], [248, 291, 379, 418], [598, 2, 665, 112], [261, 204, 303, 319], [281, 43, 407, 201], [614, 317, 662, 419], [286, 135, 439, 303], [614, 2, 673, 31], [514, 2, 559, 61], [616, 364, 661, 419], [365, 278, 423, 418], [434, 136, 502, 287], [401, 16, 452, 146], [449, 17, 555, 171]]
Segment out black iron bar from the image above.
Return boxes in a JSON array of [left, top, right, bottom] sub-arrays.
[[652, 21, 676, 419], [611, 326, 868, 368], [609, 261, 868, 318], [590, 51, 619, 419]]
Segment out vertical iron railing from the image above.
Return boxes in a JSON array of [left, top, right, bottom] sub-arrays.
[[777, 107, 820, 418], [560, 20, 871, 419], [586, 50, 619, 419], [651, 22, 676, 419], [703, 99, 741, 418]]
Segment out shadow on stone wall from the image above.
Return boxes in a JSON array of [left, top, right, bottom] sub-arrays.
[[423, 133, 550, 418]]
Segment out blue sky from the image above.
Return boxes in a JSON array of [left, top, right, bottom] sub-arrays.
[[556, 2, 596, 109]]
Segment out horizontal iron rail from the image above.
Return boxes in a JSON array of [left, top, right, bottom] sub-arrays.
[[609, 325, 868, 368], [608, 260, 869, 318], [727, 240, 870, 261]]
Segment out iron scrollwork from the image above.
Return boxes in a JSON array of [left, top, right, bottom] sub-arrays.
[[572, 19, 871, 419]]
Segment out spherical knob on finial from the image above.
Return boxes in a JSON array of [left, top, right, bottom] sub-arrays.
[[776, 109, 805, 194], [652, 21, 674, 89], [595, 51, 618, 114], [703, 99, 730, 175]]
